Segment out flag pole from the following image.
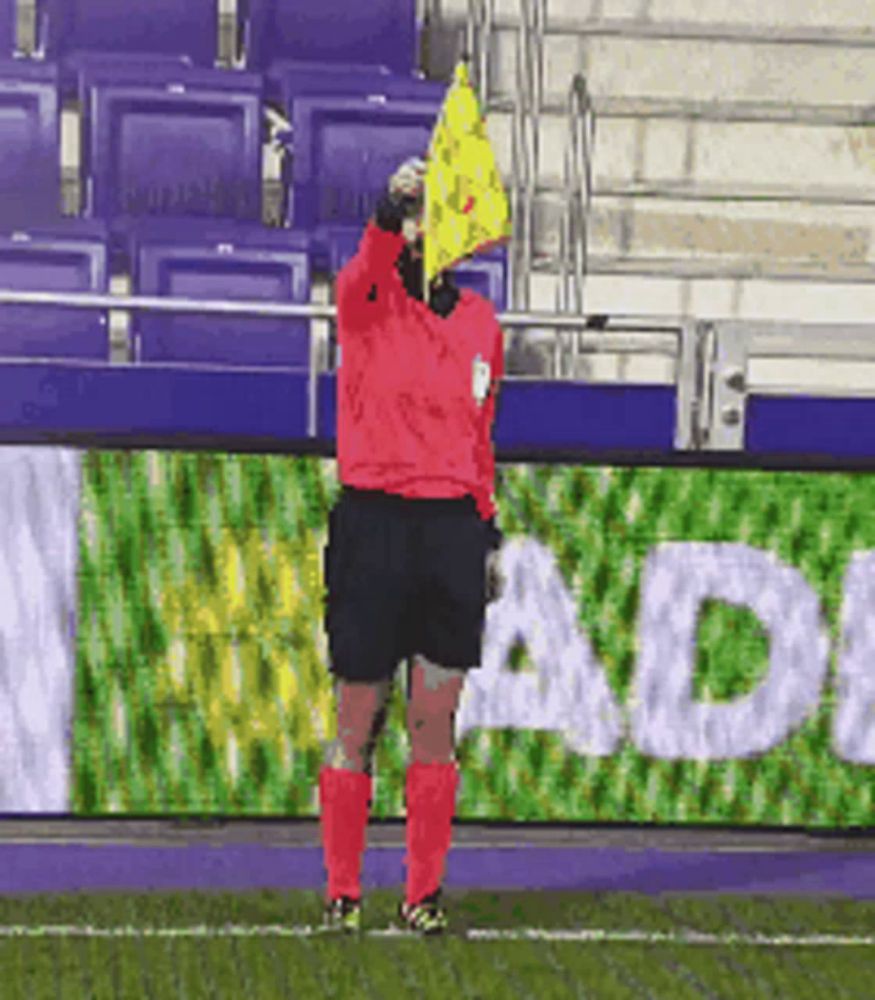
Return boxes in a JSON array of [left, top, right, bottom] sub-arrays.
[[423, 204, 428, 303]]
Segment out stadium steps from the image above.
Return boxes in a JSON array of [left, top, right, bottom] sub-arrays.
[[490, 32, 875, 110], [508, 0, 875, 38], [434, 1, 875, 323], [527, 261, 875, 325], [480, 100, 875, 275], [455, 0, 875, 43]]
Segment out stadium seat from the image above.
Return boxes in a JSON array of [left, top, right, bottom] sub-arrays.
[[0, 0, 15, 57], [329, 231, 509, 313], [75, 61, 261, 104], [242, 0, 418, 77], [0, 60, 62, 231], [453, 250, 510, 313], [42, 0, 218, 75], [280, 94, 441, 268], [76, 64, 265, 188], [57, 53, 201, 100], [266, 59, 445, 112], [132, 219, 312, 368], [84, 72, 264, 250], [0, 219, 110, 361]]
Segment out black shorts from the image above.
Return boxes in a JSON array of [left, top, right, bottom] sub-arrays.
[[323, 486, 491, 683]]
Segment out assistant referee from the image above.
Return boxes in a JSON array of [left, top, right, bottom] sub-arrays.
[[318, 157, 506, 935]]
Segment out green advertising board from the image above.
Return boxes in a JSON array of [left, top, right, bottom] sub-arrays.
[[75, 450, 875, 826]]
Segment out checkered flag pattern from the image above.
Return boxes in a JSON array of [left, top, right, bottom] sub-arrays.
[[423, 62, 511, 284]]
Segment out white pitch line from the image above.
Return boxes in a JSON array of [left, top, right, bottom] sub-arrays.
[[0, 925, 871, 947]]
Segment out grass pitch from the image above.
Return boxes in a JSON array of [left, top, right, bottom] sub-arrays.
[[1, 888, 873, 998]]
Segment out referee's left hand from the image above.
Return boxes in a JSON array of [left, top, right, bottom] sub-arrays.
[[486, 549, 505, 603]]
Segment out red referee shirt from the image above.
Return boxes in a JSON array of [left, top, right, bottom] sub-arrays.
[[335, 222, 504, 523]]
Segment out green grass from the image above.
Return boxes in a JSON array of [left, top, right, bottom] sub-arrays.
[[0, 889, 872, 998]]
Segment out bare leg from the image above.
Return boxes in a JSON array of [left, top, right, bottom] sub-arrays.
[[325, 677, 393, 774], [406, 655, 466, 764]]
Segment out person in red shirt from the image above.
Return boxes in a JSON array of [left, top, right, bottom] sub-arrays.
[[319, 157, 505, 935]]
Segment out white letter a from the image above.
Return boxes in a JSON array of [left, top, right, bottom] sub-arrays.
[[455, 537, 624, 756]]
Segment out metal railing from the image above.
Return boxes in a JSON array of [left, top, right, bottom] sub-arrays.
[[0, 290, 683, 331], [465, 0, 491, 109], [470, 0, 593, 324], [561, 75, 594, 313], [512, 0, 548, 313], [464, 0, 531, 309], [555, 74, 595, 379], [467, 0, 539, 313], [511, 16, 532, 311], [0, 288, 687, 440], [693, 320, 875, 450], [518, 0, 544, 172], [14, 291, 875, 453]]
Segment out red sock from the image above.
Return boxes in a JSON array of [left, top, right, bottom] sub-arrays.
[[404, 760, 459, 907], [318, 766, 372, 902]]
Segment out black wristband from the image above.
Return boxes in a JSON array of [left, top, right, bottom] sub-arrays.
[[374, 193, 406, 234]]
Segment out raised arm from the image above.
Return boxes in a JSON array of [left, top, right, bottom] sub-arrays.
[[336, 158, 426, 329]]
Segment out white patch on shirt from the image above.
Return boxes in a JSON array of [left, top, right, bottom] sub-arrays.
[[472, 353, 491, 406]]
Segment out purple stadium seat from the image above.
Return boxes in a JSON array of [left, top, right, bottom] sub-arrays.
[[267, 59, 446, 119], [133, 220, 312, 368], [280, 94, 440, 267], [0, 61, 62, 231], [243, 0, 418, 77], [329, 229, 509, 312], [0, 0, 15, 57], [0, 219, 109, 361], [85, 72, 263, 243], [76, 61, 262, 106], [59, 53, 200, 100], [447, 248, 509, 313], [77, 64, 264, 188], [42, 0, 218, 70]]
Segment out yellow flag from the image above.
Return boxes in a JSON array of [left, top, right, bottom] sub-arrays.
[[423, 61, 512, 291]]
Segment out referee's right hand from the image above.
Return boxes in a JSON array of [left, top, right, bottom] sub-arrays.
[[388, 157, 426, 201], [390, 158, 426, 245], [374, 158, 426, 243]]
